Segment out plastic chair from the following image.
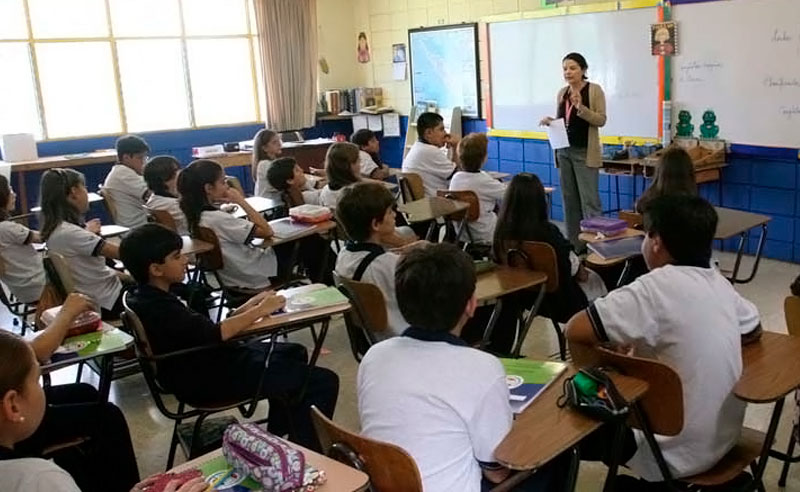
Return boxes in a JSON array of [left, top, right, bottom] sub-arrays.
[[775, 295, 800, 486], [332, 272, 389, 362], [148, 208, 178, 232], [437, 189, 479, 246], [618, 210, 643, 229], [398, 172, 424, 202]]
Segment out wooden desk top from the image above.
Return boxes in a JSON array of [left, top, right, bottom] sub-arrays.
[[252, 220, 337, 248], [99, 224, 129, 238], [231, 196, 284, 218], [735, 331, 800, 404], [495, 367, 649, 470], [398, 197, 469, 223], [475, 266, 547, 303], [714, 207, 772, 240], [243, 302, 351, 336], [0, 150, 117, 172], [181, 236, 213, 256], [171, 441, 369, 492], [578, 228, 644, 244]]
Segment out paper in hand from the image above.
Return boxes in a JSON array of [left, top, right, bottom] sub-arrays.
[[546, 118, 570, 150]]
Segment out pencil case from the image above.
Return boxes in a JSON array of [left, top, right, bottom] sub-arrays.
[[579, 217, 627, 237], [40, 306, 102, 338], [222, 423, 306, 491], [289, 204, 333, 223]]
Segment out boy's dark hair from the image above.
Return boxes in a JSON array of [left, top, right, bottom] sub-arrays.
[[143, 156, 180, 197], [336, 182, 395, 242], [458, 133, 488, 172], [396, 243, 476, 333], [791, 275, 800, 297], [351, 129, 376, 148], [116, 134, 150, 160], [642, 194, 717, 267], [120, 223, 183, 285], [266, 157, 298, 192], [416, 112, 444, 141]]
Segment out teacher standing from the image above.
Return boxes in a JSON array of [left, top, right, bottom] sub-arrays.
[[540, 52, 606, 251]]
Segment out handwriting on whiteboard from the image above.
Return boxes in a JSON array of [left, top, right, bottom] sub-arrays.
[[780, 105, 800, 120], [764, 77, 800, 90], [678, 61, 724, 84]]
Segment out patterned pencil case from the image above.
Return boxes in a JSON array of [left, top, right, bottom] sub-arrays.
[[222, 423, 307, 491]]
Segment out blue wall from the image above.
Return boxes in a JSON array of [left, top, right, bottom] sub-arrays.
[[12, 116, 800, 263]]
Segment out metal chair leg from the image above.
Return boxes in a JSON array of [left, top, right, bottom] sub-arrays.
[[166, 419, 181, 470], [778, 433, 797, 487], [551, 318, 567, 361]]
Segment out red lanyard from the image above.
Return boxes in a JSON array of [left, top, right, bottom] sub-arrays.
[[564, 97, 573, 127]]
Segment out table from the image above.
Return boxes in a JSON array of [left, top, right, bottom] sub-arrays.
[[211, 138, 335, 174], [397, 197, 469, 241], [231, 196, 285, 219], [1, 150, 117, 214], [252, 219, 338, 248], [171, 441, 369, 492], [99, 224, 129, 238], [714, 207, 771, 284], [734, 332, 800, 487], [579, 228, 644, 268], [495, 366, 648, 489], [475, 266, 548, 357]]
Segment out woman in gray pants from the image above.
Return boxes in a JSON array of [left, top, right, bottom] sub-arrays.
[[540, 52, 607, 252]]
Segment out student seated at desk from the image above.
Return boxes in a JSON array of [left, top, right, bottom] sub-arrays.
[[1, 293, 139, 492], [266, 157, 321, 207], [0, 175, 45, 304], [252, 129, 320, 202], [358, 243, 565, 492], [566, 195, 761, 485], [120, 224, 339, 451], [103, 134, 151, 228], [179, 159, 278, 291], [40, 168, 130, 320], [319, 142, 361, 209], [635, 146, 696, 214], [351, 129, 390, 180], [401, 112, 458, 197], [144, 156, 188, 235], [449, 133, 506, 245]]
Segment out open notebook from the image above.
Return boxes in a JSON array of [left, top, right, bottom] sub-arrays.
[[500, 359, 567, 414]]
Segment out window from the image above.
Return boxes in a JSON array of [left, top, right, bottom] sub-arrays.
[[0, 0, 262, 141]]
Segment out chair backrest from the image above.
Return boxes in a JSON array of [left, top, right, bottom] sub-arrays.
[[98, 187, 119, 224], [398, 172, 424, 202], [194, 226, 225, 272], [148, 208, 178, 232], [593, 347, 684, 436], [225, 175, 245, 196], [44, 251, 75, 295], [785, 296, 800, 337], [498, 240, 560, 293], [437, 190, 480, 222], [332, 272, 388, 360], [311, 406, 423, 492], [618, 210, 643, 229]]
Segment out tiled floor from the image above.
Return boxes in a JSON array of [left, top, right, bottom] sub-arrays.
[[9, 250, 800, 490]]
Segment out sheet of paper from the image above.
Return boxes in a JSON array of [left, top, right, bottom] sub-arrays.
[[546, 118, 570, 150], [382, 113, 400, 137], [352, 115, 368, 132], [392, 62, 407, 80], [367, 115, 383, 132]]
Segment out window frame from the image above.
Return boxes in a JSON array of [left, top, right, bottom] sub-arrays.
[[0, 0, 262, 141]]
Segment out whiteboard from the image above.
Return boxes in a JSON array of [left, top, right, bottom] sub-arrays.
[[489, 8, 659, 140], [673, 0, 800, 148]]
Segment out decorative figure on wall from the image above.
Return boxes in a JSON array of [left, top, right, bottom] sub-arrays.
[[651, 22, 678, 56], [676, 110, 694, 138], [357, 32, 370, 63], [700, 110, 720, 139]]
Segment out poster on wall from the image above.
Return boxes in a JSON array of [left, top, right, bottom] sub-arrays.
[[357, 32, 370, 63], [392, 43, 407, 80], [651, 21, 678, 56]]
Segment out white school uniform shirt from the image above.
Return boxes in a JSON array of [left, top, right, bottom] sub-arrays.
[[318, 185, 343, 209], [0, 458, 81, 492], [334, 247, 407, 337], [402, 141, 456, 197], [45, 222, 122, 311], [449, 171, 506, 244], [103, 164, 149, 228], [254, 159, 282, 201], [587, 264, 760, 481], [146, 193, 189, 236], [358, 150, 380, 177], [199, 210, 277, 290], [358, 336, 512, 492], [0, 221, 45, 303]]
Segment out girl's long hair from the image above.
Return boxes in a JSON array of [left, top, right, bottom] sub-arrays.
[[493, 173, 550, 259], [178, 159, 224, 235], [636, 146, 697, 213], [0, 175, 11, 222], [326, 142, 360, 191], [251, 129, 278, 179], [40, 168, 85, 240]]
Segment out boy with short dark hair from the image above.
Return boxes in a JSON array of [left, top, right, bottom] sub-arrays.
[[401, 112, 458, 197], [357, 243, 562, 492], [120, 224, 339, 450], [566, 195, 760, 483], [350, 129, 390, 180], [104, 135, 152, 228], [266, 157, 321, 207]]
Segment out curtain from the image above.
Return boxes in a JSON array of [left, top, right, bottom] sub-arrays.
[[254, 0, 318, 131]]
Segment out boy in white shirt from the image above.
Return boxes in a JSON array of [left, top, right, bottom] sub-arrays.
[[103, 135, 151, 228], [358, 243, 564, 492], [566, 195, 761, 485], [351, 129, 390, 180], [401, 112, 458, 197], [449, 132, 506, 244]]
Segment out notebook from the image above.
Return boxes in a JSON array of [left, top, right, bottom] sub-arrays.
[[587, 235, 644, 260], [499, 359, 568, 414], [276, 284, 349, 315], [268, 218, 314, 239]]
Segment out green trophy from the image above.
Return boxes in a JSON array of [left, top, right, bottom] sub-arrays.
[[700, 110, 719, 139], [676, 110, 694, 138]]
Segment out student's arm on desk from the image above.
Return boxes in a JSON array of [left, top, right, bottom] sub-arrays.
[[737, 294, 762, 345], [30, 293, 93, 362], [219, 292, 285, 340], [369, 165, 391, 180]]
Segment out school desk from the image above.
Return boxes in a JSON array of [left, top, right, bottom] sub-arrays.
[[38, 322, 134, 402], [180, 236, 214, 256], [0, 150, 117, 214], [732, 331, 800, 487], [212, 138, 335, 174], [252, 219, 338, 248], [397, 196, 469, 241], [170, 439, 369, 492], [475, 265, 548, 356], [494, 366, 649, 491], [714, 207, 771, 284], [231, 196, 284, 219], [99, 224, 130, 239], [579, 228, 645, 268]]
